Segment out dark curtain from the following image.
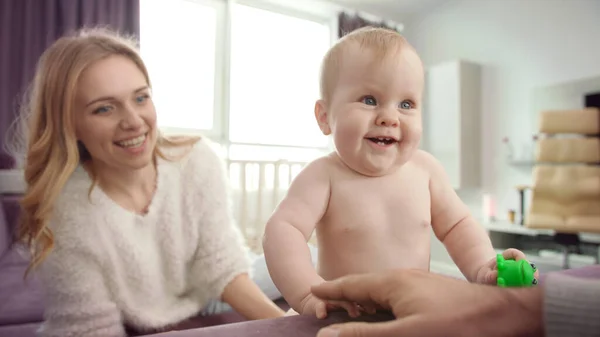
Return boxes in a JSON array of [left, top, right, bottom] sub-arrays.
[[0, 0, 140, 169], [338, 12, 397, 39]]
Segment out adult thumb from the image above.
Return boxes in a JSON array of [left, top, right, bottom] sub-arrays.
[[316, 320, 401, 337]]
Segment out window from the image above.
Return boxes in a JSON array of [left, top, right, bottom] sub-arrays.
[[139, 0, 223, 136], [140, 0, 334, 161], [228, 4, 332, 149]]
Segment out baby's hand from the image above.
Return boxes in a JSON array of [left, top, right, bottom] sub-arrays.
[[299, 293, 361, 319], [475, 248, 540, 284]]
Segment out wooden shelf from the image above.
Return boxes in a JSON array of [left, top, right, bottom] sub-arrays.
[[481, 220, 600, 243], [481, 220, 600, 270], [507, 160, 599, 166], [508, 159, 535, 167], [482, 220, 552, 236]]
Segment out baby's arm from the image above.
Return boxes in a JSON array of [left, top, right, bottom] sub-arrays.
[[262, 158, 330, 314], [418, 151, 496, 282]]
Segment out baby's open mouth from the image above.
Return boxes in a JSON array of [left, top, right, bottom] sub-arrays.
[[367, 137, 397, 146]]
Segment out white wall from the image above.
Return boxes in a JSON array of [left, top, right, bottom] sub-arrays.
[[404, 0, 600, 214], [399, 0, 600, 263]]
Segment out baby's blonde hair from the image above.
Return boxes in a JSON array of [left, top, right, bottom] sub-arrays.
[[11, 27, 198, 277], [319, 26, 415, 102]]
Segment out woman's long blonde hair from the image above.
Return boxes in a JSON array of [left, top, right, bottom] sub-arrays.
[[13, 27, 198, 277]]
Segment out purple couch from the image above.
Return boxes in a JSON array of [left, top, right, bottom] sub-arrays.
[[0, 194, 44, 337]]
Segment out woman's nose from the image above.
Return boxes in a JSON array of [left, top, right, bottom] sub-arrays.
[[120, 106, 144, 130]]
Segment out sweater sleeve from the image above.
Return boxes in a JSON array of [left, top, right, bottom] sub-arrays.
[[544, 273, 600, 337], [37, 245, 126, 337], [187, 140, 252, 301]]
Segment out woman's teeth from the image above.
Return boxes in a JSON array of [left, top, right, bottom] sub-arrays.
[[117, 134, 146, 148]]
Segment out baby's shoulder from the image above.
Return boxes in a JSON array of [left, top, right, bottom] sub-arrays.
[[312, 153, 338, 168], [298, 153, 339, 177], [408, 149, 441, 174]]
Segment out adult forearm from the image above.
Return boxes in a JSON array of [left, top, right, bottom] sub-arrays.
[[440, 216, 495, 281], [464, 285, 544, 337], [221, 273, 285, 320], [500, 287, 544, 337], [263, 221, 323, 312]]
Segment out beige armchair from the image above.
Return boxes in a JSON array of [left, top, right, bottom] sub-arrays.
[[525, 107, 600, 233]]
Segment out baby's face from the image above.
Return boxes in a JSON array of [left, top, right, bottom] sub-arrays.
[[322, 47, 424, 176]]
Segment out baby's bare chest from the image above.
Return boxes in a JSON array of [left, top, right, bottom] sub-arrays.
[[322, 173, 431, 238]]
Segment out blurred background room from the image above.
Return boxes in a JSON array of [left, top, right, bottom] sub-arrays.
[[0, 0, 599, 333]]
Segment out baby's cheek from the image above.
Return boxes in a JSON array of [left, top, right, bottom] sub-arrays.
[[402, 123, 422, 144], [334, 122, 363, 146]]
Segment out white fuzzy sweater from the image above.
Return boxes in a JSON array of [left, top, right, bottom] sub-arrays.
[[37, 140, 251, 337]]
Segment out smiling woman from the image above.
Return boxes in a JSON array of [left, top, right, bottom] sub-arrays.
[[74, 54, 159, 213], [12, 27, 285, 337]]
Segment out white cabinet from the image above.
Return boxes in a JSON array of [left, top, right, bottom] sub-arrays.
[[423, 60, 481, 189]]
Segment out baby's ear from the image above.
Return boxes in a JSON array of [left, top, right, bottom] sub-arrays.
[[314, 100, 331, 135]]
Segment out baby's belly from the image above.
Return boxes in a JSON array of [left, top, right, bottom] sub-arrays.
[[316, 229, 432, 280]]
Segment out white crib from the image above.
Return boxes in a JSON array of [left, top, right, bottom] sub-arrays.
[[227, 159, 308, 252]]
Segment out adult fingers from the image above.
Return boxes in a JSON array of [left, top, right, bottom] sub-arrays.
[[324, 300, 361, 318], [359, 302, 378, 315], [311, 273, 392, 309], [333, 300, 361, 318]]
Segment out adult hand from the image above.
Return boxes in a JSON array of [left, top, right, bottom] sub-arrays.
[[311, 269, 543, 337], [299, 292, 361, 319], [475, 248, 540, 284]]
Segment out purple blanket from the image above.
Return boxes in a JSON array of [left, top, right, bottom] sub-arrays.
[[150, 311, 395, 337]]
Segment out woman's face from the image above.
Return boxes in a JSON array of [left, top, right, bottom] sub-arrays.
[[74, 55, 158, 172]]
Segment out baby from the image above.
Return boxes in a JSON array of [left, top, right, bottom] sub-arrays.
[[262, 27, 536, 318]]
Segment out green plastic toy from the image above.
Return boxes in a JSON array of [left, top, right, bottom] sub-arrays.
[[496, 254, 538, 287]]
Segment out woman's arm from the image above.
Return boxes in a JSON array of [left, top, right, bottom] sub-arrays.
[[37, 246, 125, 337], [188, 140, 284, 319], [221, 273, 285, 319]]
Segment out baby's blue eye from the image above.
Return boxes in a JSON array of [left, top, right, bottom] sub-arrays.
[[399, 101, 412, 109], [361, 96, 377, 106]]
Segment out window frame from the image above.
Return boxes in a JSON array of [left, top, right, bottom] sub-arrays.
[[225, 0, 337, 153], [146, 0, 338, 153], [148, 0, 228, 142]]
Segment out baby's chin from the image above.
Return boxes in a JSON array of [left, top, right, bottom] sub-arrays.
[[342, 155, 413, 177]]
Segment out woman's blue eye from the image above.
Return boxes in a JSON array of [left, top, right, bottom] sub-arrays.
[[94, 106, 111, 114], [361, 96, 377, 106], [136, 94, 149, 103], [399, 100, 413, 109]]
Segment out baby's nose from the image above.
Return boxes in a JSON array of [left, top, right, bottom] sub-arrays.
[[377, 114, 399, 127]]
